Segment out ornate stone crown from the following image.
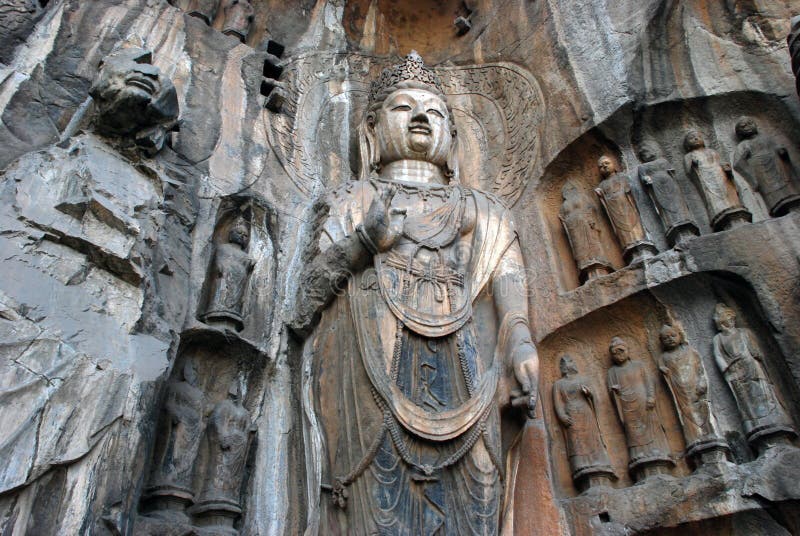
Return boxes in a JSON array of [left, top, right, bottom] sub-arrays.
[[368, 51, 445, 105]]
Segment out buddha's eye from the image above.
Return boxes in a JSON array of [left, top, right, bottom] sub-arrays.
[[428, 109, 444, 118], [392, 104, 412, 112]]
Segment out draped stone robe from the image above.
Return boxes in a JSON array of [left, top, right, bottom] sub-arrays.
[[305, 178, 521, 535]]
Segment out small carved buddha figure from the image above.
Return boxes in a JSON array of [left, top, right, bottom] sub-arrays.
[[559, 180, 614, 283], [194, 380, 253, 531], [200, 216, 255, 332], [712, 304, 796, 454], [658, 324, 728, 466], [553, 355, 616, 492], [595, 156, 657, 264], [733, 116, 800, 217], [683, 130, 751, 231], [221, 0, 254, 42], [144, 361, 205, 519], [187, 0, 220, 25], [606, 336, 673, 481], [637, 142, 700, 247]]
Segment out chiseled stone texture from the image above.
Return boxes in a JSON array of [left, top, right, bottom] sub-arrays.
[[0, 0, 798, 535]]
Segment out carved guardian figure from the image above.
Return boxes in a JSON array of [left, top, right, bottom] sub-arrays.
[[733, 116, 800, 217], [607, 337, 673, 481], [712, 304, 796, 453], [559, 180, 613, 283], [637, 142, 700, 247], [553, 355, 615, 491], [683, 130, 751, 231], [658, 324, 728, 465], [292, 52, 539, 535], [595, 156, 657, 264]]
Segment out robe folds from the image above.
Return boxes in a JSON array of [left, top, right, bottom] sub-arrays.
[[303, 179, 523, 535]]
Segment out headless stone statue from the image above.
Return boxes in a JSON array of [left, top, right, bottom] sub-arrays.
[[658, 324, 728, 466], [637, 142, 699, 247], [683, 130, 751, 231], [553, 355, 615, 491], [733, 116, 800, 217], [222, 0, 254, 42], [200, 217, 255, 332], [712, 304, 796, 454], [194, 381, 253, 533], [595, 156, 657, 264], [144, 362, 205, 520], [559, 180, 613, 283], [606, 336, 673, 481], [187, 0, 220, 25]]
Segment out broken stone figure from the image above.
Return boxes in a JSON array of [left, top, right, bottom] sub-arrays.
[[712, 304, 796, 455], [187, 0, 220, 25], [291, 52, 539, 534], [657, 324, 729, 467], [595, 156, 657, 264], [683, 130, 752, 231], [553, 355, 616, 492], [143, 361, 205, 521], [637, 142, 700, 247], [559, 180, 614, 283], [200, 216, 255, 332], [607, 336, 674, 481], [222, 0, 254, 42], [194, 380, 253, 533], [733, 116, 800, 217]]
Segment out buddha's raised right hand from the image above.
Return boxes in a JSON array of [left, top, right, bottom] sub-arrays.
[[361, 184, 407, 253]]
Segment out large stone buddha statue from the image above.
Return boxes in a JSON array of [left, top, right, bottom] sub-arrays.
[[291, 52, 539, 535]]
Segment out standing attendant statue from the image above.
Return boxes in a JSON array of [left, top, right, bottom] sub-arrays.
[[553, 355, 615, 492], [606, 336, 673, 481], [144, 362, 205, 520], [637, 142, 700, 247], [290, 52, 539, 534], [683, 130, 751, 231], [595, 156, 658, 264], [712, 304, 796, 454], [200, 217, 255, 332], [657, 324, 728, 466], [559, 180, 614, 283], [221, 0, 255, 43], [733, 116, 800, 217], [194, 381, 254, 533]]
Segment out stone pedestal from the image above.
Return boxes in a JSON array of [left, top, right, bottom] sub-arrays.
[[712, 206, 752, 231]]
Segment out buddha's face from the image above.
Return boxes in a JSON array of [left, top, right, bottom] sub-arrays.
[[610, 340, 629, 364], [372, 88, 452, 168], [638, 144, 658, 163], [659, 326, 681, 349], [229, 223, 250, 248], [90, 47, 178, 136], [736, 117, 758, 140], [598, 156, 616, 177], [715, 310, 736, 331], [684, 130, 705, 152], [559, 356, 578, 377]]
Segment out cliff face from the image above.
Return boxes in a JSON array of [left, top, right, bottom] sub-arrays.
[[0, 1, 799, 535]]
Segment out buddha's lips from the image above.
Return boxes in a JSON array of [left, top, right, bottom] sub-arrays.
[[125, 74, 156, 94], [409, 124, 431, 135]]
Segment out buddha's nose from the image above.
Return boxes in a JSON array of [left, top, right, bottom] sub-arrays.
[[134, 63, 160, 79]]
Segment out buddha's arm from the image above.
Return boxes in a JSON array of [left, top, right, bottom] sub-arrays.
[[492, 238, 539, 414]]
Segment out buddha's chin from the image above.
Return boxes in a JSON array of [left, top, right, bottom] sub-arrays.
[[408, 134, 431, 154]]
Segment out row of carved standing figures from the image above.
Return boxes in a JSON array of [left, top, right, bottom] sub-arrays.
[[143, 362, 254, 532], [561, 119, 800, 284], [169, 0, 255, 43], [554, 303, 796, 493]]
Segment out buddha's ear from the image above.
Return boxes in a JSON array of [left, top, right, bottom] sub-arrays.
[[446, 128, 459, 184], [358, 111, 380, 180]]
